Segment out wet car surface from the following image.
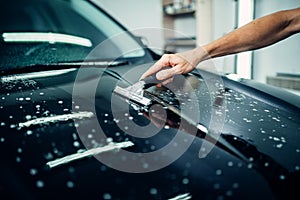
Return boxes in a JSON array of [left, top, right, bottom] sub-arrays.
[[1, 0, 300, 200]]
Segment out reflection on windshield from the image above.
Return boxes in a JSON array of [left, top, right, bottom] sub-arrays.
[[0, 68, 77, 82], [18, 111, 94, 128], [0, 0, 149, 68], [46, 141, 134, 168], [2, 32, 92, 47]]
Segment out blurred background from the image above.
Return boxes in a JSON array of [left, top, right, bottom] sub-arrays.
[[95, 0, 300, 95]]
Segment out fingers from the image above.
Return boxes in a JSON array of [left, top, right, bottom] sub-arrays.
[[140, 54, 172, 80], [156, 67, 175, 80], [140, 52, 195, 86]]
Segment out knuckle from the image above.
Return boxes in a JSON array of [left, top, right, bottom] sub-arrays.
[[173, 67, 183, 74]]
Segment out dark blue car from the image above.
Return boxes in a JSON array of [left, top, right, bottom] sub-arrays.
[[0, 0, 300, 199]]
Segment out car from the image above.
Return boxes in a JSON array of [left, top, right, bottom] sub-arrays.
[[1, 0, 300, 199]]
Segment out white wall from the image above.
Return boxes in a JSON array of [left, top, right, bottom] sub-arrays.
[[211, 0, 236, 73], [93, 0, 300, 80], [94, 0, 164, 54], [174, 16, 196, 38], [253, 0, 300, 83]]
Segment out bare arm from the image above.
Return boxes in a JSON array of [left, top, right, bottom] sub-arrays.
[[204, 7, 300, 58], [141, 7, 300, 81]]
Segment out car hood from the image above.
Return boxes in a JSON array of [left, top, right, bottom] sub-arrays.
[[0, 63, 299, 199]]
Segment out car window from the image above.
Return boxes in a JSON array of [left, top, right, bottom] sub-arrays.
[[0, 0, 146, 69]]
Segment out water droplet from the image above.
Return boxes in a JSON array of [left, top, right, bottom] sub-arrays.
[[279, 175, 285, 180], [243, 118, 252, 123], [73, 141, 80, 147], [30, 168, 38, 175], [72, 133, 77, 140], [213, 183, 220, 190], [185, 162, 191, 168], [36, 180, 44, 188], [164, 125, 170, 129], [276, 143, 283, 148], [226, 190, 233, 196], [68, 167, 75, 173], [26, 130, 33, 135], [216, 169, 222, 176], [232, 182, 239, 189], [272, 117, 280, 122], [143, 163, 149, 169], [150, 145, 156, 150], [106, 137, 113, 143], [44, 152, 54, 160], [0, 137, 5, 142], [99, 165, 106, 172], [25, 97, 31, 101], [39, 92, 44, 96], [182, 178, 189, 184], [66, 181, 74, 188], [17, 148, 22, 153], [58, 100, 63, 104], [227, 161, 233, 167], [103, 193, 112, 200], [16, 157, 21, 162], [10, 124, 16, 128], [25, 115, 32, 120], [149, 188, 158, 195]]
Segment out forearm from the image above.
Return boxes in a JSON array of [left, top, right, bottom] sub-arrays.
[[202, 7, 300, 59], [141, 8, 299, 79]]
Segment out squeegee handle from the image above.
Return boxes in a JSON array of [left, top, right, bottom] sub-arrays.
[[141, 66, 172, 88]]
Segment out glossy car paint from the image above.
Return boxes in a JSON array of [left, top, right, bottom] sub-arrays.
[[0, 0, 300, 200]]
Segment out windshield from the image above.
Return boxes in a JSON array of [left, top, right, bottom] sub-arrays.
[[0, 0, 146, 69]]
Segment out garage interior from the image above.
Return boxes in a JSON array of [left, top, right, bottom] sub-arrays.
[[96, 0, 300, 95]]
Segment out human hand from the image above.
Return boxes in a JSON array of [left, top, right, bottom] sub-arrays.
[[140, 47, 208, 84]]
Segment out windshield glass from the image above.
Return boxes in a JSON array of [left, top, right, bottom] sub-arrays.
[[0, 0, 146, 68]]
